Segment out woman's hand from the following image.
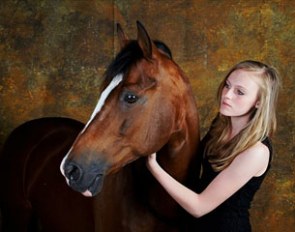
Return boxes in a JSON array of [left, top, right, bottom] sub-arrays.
[[146, 151, 202, 218]]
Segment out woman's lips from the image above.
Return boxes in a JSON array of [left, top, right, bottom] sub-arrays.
[[222, 101, 231, 107]]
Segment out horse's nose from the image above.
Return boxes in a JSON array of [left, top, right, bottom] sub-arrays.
[[62, 158, 107, 195], [64, 161, 83, 183]]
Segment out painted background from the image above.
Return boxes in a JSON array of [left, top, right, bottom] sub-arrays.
[[0, 0, 294, 231]]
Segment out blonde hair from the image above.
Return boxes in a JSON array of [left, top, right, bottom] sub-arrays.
[[206, 60, 281, 172]]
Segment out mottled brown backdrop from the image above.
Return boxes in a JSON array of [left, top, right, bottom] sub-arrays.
[[0, 0, 294, 231]]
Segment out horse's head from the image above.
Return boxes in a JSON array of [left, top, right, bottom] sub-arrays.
[[60, 21, 199, 197]]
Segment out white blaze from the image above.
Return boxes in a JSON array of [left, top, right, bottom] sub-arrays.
[[83, 73, 123, 132], [60, 74, 123, 177]]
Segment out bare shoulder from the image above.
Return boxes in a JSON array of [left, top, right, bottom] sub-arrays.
[[246, 142, 269, 155], [234, 141, 270, 176]]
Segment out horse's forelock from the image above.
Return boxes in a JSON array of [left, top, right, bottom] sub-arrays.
[[103, 41, 144, 85], [102, 40, 172, 88]]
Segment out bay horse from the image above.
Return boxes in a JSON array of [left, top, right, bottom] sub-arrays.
[[0, 21, 200, 231]]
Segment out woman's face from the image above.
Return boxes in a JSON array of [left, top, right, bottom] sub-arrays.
[[220, 69, 261, 119]]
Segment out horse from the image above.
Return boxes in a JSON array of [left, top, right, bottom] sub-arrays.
[[0, 21, 200, 231]]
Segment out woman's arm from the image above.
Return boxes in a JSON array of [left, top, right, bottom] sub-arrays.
[[146, 141, 269, 218]]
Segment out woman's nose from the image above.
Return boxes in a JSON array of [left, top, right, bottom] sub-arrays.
[[224, 88, 233, 99]]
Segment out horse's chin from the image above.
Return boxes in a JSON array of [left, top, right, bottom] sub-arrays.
[[66, 173, 104, 197], [81, 174, 104, 197], [82, 190, 93, 197]]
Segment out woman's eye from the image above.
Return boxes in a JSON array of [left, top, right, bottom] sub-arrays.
[[224, 83, 230, 89], [123, 93, 138, 104], [237, 89, 244, 95]]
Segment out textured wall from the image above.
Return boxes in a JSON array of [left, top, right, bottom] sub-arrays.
[[0, 0, 294, 231]]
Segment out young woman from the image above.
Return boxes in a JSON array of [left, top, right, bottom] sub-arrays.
[[146, 60, 280, 231]]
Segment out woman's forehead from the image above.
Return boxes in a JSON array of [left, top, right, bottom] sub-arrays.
[[227, 69, 262, 90]]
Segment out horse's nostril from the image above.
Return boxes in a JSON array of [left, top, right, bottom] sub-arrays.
[[65, 163, 82, 182]]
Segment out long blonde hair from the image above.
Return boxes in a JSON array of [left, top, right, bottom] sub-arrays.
[[205, 60, 281, 172]]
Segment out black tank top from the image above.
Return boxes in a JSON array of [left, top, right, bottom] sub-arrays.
[[194, 136, 273, 232]]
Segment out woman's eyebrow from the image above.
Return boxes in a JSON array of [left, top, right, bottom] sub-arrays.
[[227, 80, 247, 91], [235, 84, 247, 92]]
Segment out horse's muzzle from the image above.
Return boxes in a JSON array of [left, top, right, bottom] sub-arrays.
[[62, 159, 106, 197]]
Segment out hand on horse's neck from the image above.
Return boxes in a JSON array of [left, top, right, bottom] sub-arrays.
[[157, 130, 190, 181], [146, 126, 198, 221]]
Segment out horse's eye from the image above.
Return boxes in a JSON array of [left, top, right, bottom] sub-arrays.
[[123, 93, 138, 104]]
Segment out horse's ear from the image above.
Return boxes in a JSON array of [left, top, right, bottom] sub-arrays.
[[136, 21, 154, 59], [117, 23, 129, 49]]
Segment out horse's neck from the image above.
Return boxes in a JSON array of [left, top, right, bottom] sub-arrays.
[[159, 91, 199, 182], [144, 94, 199, 220]]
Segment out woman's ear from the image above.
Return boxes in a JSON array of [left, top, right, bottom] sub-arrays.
[[255, 101, 260, 108]]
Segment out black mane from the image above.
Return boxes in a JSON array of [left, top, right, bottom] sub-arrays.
[[154, 40, 172, 59], [104, 41, 144, 84], [103, 40, 172, 85]]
